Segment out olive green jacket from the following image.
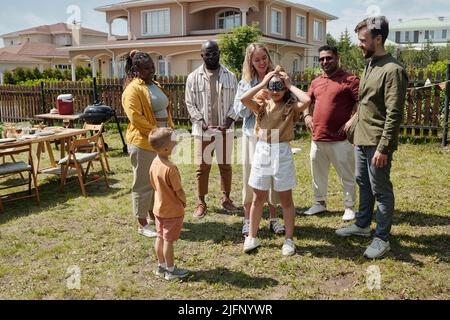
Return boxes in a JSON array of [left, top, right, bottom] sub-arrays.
[[351, 54, 408, 154]]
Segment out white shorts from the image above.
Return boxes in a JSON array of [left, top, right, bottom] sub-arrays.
[[248, 141, 297, 192]]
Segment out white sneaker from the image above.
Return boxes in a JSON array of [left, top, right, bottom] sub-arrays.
[[304, 203, 327, 216], [342, 208, 356, 221], [138, 224, 158, 238], [282, 239, 296, 256], [364, 238, 391, 259], [335, 224, 371, 237], [243, 237, 260, 253]]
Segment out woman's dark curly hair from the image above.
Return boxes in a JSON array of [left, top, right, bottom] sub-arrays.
[[123, 50, 154, 88]]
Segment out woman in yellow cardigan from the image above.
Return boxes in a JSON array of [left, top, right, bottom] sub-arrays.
[[122, 50, 174, 238]]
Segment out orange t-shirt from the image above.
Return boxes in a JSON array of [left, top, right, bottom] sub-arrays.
[[150, 156, 186, 219]]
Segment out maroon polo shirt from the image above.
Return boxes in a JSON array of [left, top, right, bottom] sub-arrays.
[[307, 69, 360, 142]]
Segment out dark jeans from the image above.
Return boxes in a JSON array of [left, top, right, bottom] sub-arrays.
[[355, 146, 394, 241]]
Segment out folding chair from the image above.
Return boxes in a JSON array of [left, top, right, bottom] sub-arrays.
[[82, 123, 111, 172], [0, 143, 40, 213], [59, 132, 110, 197]]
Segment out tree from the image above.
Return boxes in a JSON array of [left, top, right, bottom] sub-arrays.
[[25, 69, 35, 80], [3, 71, 15, 85], [62, 69, 71, 80], [42, 68, 54, 79], [326, 33, 337, 47], [336, 29, 365, 74], [218, 25, 262, 75], [439, 41, 450, 61], [53, 69, 63, 80], [14, 67, 27, 83], [32, 67, 42, 80], [75, 66, 86, 80]]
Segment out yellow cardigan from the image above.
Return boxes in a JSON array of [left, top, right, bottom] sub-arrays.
[[122, 78, 174, 151]]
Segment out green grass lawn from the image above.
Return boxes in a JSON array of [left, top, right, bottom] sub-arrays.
[[0, 131, 449, 300]]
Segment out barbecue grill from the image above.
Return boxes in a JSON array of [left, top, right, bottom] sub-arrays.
[[80, 101, 128, 154]]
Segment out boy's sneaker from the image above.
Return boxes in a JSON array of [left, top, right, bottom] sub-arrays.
[[165, 267, 189, 281], [342, 208, 356, 221], [304, 203, 327, 216], [364, 238, 391, 259], [242, 219, 250, 237], [138, 224, 158, 238], [335, 224, 371, 237], [269, 220, 285, 235], [282, 239, 296, 256], [154, 265, 166, 278], [243, 236, 260, 253]]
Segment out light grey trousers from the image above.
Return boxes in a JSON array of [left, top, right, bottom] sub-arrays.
[[129, 144, 157, 219]]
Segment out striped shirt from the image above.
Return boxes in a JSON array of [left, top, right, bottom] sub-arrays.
[[186, 65, 239, 137]]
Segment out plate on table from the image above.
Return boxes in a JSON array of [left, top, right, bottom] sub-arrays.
[[37, 131, 56, 136], [23, 135, 38, 139], [0, 138, 16, 143]]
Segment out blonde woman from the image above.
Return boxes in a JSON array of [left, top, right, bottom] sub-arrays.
[[234, 43, 285, 237]]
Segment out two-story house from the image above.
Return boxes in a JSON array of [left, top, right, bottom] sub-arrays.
[[60, 0, 336, 80], [0, 22, 108, 83], [388, 17, 450, 50]]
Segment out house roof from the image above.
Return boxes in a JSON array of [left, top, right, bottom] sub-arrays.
[[0, 52, 44, 63], [58, 34, 314, 53], [391, 18, 450, 30], [0, 42, 69, 63], [0, 22, 108, 38], [95, 0, 337, 20]]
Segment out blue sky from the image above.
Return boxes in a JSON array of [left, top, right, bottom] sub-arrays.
[[1, 0, 449, 46]]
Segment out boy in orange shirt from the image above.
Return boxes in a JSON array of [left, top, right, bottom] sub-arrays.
[[149, 128, 189, 281]]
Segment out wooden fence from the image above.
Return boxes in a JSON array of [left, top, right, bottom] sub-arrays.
[[0, 71, 448, 138]]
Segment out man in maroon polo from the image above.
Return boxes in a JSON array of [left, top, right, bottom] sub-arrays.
[[303, 45, 359, 221]]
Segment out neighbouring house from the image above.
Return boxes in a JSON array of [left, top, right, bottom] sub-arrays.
[[0, 22, 109, 83], [59, 0, 337, 80], [388, 17, 450, 50]]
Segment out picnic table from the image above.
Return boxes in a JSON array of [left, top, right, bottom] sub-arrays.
[[34, 113, 83, 128], [0, 127, 90, 178]]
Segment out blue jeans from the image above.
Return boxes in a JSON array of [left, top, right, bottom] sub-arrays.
[[355, 146, 394, 241]]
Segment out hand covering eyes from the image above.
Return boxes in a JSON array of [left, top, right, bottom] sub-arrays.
[[267, 80, 285, 92]]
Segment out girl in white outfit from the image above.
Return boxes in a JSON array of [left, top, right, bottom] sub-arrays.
[[240, 67, 311, 256]]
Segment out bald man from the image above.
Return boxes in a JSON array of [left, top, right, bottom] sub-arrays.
[[186, 41, 239, 218]]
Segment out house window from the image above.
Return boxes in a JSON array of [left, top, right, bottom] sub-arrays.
[[10, 40, 13, 45], [443, 29, 448, 39], [313, 56, 320, 68], [217, 10, 241, 30], [313, 20, 323, 41], [395, 31, 401, 43], [271, 9, 282, 34], [405, 31, 410, 42], [293, 59, 299, 73], [296, 15, 306, 38], [425, 30, 435, 40], [55, 64, 70, 70], [142, 9, 170, 36], [158, 56, 169, 76]]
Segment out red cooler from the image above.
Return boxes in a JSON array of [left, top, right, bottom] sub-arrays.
[[57, 94, 74, 115]]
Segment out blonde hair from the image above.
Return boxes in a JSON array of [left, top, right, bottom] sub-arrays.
[[242, 43, 274, 82], [149, 128, 174, 151]]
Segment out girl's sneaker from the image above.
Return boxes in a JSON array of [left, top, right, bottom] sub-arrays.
[[269, 219, 285, 235], [282, 239, 296, 256], [243, 236, 260, 253]]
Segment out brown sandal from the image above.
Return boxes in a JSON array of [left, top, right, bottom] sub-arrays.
[[193, 203, 207, 219]]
